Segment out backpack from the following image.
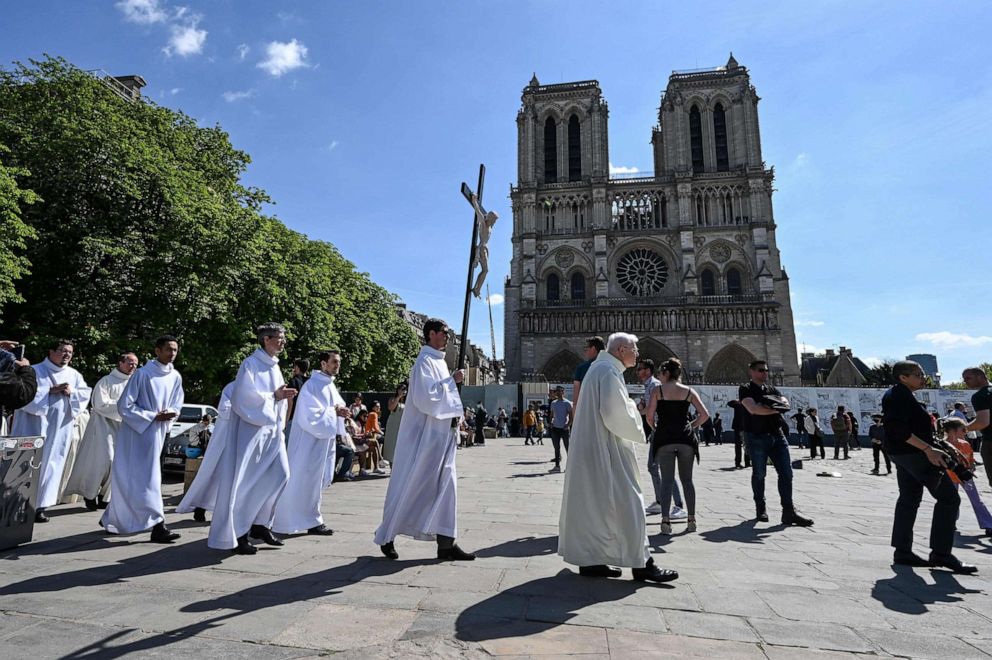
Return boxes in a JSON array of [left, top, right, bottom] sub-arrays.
[[830, 416, 848, 433]]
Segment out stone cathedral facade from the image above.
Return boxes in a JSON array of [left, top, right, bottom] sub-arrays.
[[503, 55, 801, 385]]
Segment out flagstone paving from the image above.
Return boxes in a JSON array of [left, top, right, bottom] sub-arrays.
[[2, 440, 991, 658]]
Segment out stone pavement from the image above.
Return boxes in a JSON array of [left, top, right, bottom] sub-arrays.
[[1, 439, 991, 659]]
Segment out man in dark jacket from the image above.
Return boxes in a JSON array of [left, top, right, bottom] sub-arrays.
[[0, 343, 38, 427]]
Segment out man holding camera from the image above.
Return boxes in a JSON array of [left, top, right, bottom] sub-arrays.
[[883, 361, 976, 573], [0, 341, 38, 433]]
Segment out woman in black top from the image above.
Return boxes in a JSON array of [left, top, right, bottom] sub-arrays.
[[645, 358, 709, 535]]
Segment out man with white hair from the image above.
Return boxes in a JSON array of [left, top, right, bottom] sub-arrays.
[[558, 332, 678, 583]]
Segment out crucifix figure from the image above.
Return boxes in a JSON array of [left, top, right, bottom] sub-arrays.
[[462, 188, 498, 299]]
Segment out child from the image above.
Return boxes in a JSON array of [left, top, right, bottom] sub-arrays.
[[941, 417, 992, 537]]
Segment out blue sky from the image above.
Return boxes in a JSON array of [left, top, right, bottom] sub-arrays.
[[4, 1, 991, 383]]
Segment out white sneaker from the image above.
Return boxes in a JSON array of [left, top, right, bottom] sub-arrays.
[[373, 468, 387, 475], [670, 506, 688, 520], [645, 502, 664, 515], [379, 460, 390, 468]]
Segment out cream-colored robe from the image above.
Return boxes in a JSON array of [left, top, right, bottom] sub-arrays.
[[558, 351, 650, 568]]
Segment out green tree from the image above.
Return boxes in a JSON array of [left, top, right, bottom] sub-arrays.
[[864, 360, 898, 387], [0, 146, 38, 317]]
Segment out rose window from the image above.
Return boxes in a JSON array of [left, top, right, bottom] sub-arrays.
[[616, 248, 668, 296]]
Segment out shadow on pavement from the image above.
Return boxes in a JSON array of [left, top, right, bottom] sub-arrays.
[[507, 472, 553, 479], [698, 519, 786, 544], [871, 565, 983, 614], [475, 535, 558, 558]]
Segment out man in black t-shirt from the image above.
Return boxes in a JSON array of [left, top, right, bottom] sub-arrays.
[[963, 367, 992, 489], [738, 360, 813, 526]]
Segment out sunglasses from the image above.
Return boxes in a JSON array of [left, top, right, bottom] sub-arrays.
[[754, 368, 769, 373]]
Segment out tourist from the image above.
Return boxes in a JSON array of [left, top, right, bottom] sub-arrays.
[[949, 402, 968, 422], [700, 417, 715, 446], [64, 352, 137, 510], [11, 339, 92, 523], [523, 405, 537, 445], [382, 382, 407, 464], [548, 386, 572, 473], [473, 402, 487, 445], [510, 406, 521, 437], [209, 323, 297, 555], [728, 400, 750, 469], [272, 349, 350, 537], [830, 406, 851, 460], [645, 358, 708, 535], [349, 393, 367, 419], [533, 408, 545, 445], [791, 408, 808, 449], [0, 341, 37, 430], [883, 361, 974, 573], [571, 336, 605, 418], [496, 406, 508, 437], [284, 358, 310, 432], [642, 359, 686, 519], [962, 368, 991, 488], [334, 432, 356, 482], [848, 410, 861, 451], [939, 417, 992, 537], [375, 318, 474, 561], [558, 332, 678, 583], [806, 408, 825, 459], [713, 413, 723, 445], [101, 336, 183, 543], [739, 360, 813, 526], [176, 381, 235, 522], [868, 414, 891, 475], [357, 409, 384, 475]]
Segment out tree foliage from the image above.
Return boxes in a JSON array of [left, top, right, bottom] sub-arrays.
[[0, 57, 418, 400], [863, 360, 897, 387], [0, 146, 38, 316]]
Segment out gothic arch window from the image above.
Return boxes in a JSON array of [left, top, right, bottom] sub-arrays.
[[713, 103, 729, 172], [616, 248, 669, 297], [726, 267, 743, 295], [689, 105, 704, 171], [567, 114, 582, 182], [546, 273, 560, 301], [542, 350, 582, 384], [700, 268, 716, 296], [544, 117, 558, 183], [704, 344, 757, 384], [571, 272, 586, 300]]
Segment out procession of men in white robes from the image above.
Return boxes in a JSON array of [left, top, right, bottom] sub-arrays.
[[374, 318, 475, 562], [64, 353, 138, 510], [101, 336, 184, 543], [11, 340, 92, 522], [175, 381, 235, 521]]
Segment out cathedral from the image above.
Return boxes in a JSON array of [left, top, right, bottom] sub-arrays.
[[503, 55, 801, 385]]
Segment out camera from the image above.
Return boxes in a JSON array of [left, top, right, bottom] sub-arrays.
[[935, 439, 974, 482]]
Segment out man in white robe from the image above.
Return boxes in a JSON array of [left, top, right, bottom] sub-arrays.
[[11, 339, 92, 523], [209, 322, 296, 555], [558, 332, 678, 583], [374, 318, 474, 561], [58, 407, 90, 504], [64, 353, 138, 510], [273, 349, 350, 536], [101, 336, 184, 543], [176, 381, 235, 522]]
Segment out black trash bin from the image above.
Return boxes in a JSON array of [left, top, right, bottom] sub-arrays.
[[0, 435, 44, 551]]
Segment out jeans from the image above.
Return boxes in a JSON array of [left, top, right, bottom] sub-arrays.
[[734, 430, 751, 467], [657, 444, 695, 517], [335, 445, 355, 479], [648, 440, 683, 508], [745, 432, 793, 509], [795, 430, 809, 448], [549, 427, 569, 465], [872, 444, 891, 473], [889, 450, 959, 556]]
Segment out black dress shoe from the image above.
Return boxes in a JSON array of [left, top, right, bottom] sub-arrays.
[[437, 544, 476, 561], [380, 542, 399, 560], [84, 498, 98, 511], [193, 507, 207, 523], [96, 496, 109, 510], [307, 524, 334, 536], [893, 551, 932, 567], [782, 507, 814, 527], [150, 523, 180, 544], [929, 553, 978, 574], [232, 534, 258, 555], [34, 509, 49, 523], [249, 524, 284, 546], [755, 505, 769, 522], [579, 565, 623, 578], [632, 558, 679, 583]]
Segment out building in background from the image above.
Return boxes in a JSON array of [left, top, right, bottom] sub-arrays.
[[396, 304, 496, 386], [800, 346, 872, 387], [906, 353, 940, 387]]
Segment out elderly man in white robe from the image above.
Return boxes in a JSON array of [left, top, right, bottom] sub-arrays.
[[558, 332, 678, 583], [176, 381, 235, 522], [273, 349, 350, 537], [374, 318, 474, 561], [11, 339, 92, 523], [64, 352, 138, 510], [209, 322, 297, 555], [101, 336, 184, 543]]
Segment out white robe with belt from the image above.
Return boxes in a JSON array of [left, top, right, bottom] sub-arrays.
[[176, 382, 235, 514], [11, 360, 92, 509], [208, 349, 290, 549], [272, 371, 345, 534], [100, 360, 184, 534], [374, 345, 463, 544], [64, 368, 131, 501], [558, 351, 650, 568]]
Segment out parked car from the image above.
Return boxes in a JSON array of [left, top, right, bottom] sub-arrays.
[[161, 404, 219, 473]]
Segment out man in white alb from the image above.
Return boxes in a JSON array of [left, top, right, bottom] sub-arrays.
[[374, 318, 474, 561], [176, 380, 235, 522], [11, 339, 92, 523], [101, 336, 184, 543], [558, 332, 678, 583]]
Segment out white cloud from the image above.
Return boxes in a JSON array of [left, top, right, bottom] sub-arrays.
[[237, 43, 249, 60], [915, 331, 992, 350], [487, 293, 505, 306], [862, 357, 883, 369], [117, 0, 167, 24], [795, 320, 824, 327], [257, 39, 309, 77], [793, 152, 810, 168], [169, 87, 182, 95], [609, 162, 640, 175], [326, 140, 339, 152], [164, 20, 207, 57], [222, 89, 254, 103]]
